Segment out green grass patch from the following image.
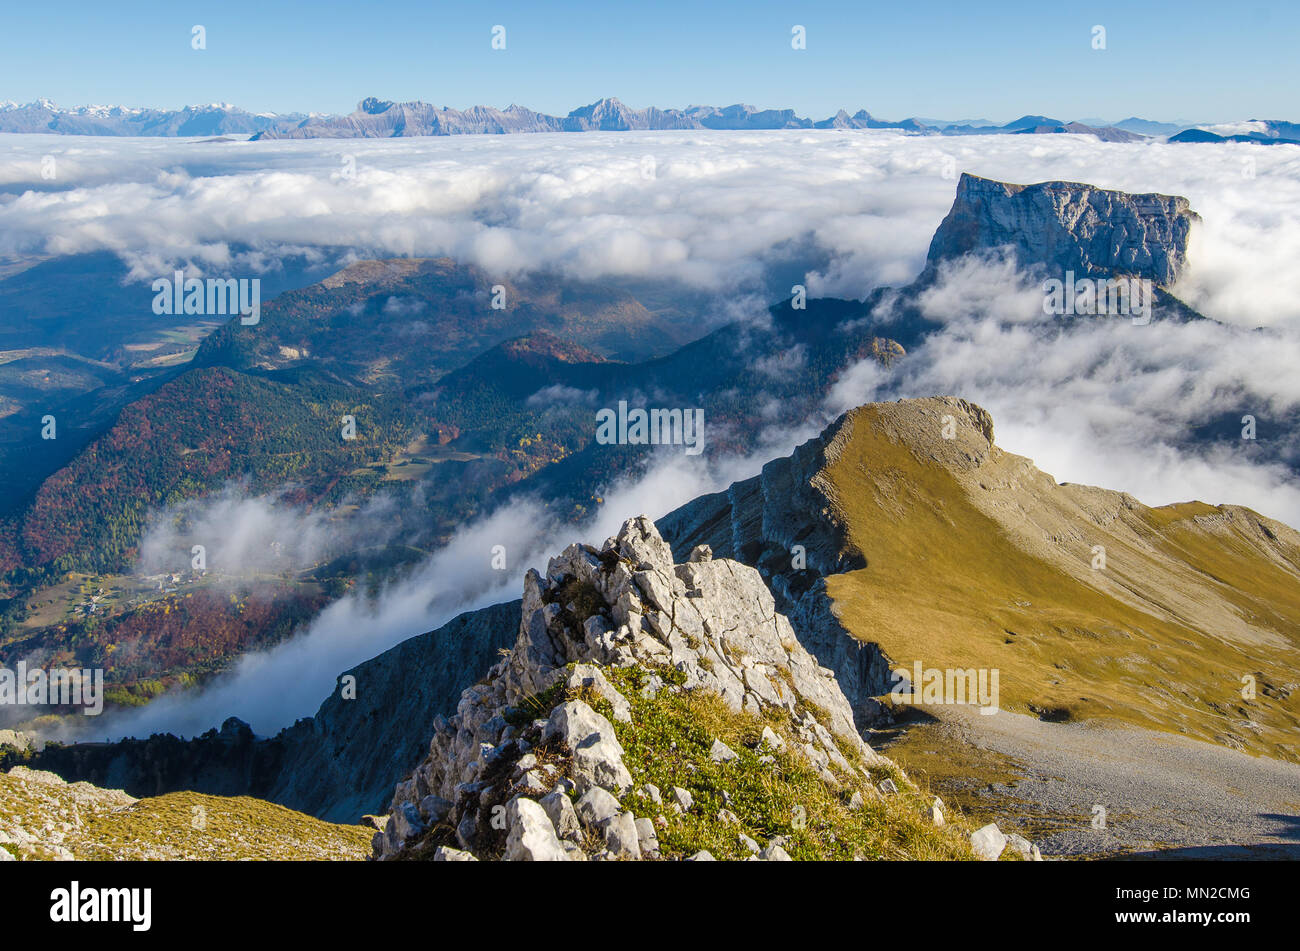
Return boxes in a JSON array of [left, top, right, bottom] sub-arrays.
[[597, 665, 974, 861]]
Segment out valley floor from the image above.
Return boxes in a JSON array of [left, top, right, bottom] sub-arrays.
[[880, 705, 1300, 859]]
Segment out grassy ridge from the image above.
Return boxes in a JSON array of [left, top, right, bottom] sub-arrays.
[[822, 404, 1300, 761], [0, 768, 370, 861]]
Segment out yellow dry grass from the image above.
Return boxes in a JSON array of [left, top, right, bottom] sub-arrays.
[[822, 403, 1300, 761]]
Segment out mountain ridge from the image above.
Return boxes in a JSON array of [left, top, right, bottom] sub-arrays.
[[6, 96, 1272, 141], [14, 395, 1299, 857], [659, 397, 1300, 754]]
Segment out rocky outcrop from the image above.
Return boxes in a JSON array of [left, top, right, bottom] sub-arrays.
[[925, 172, 1199, 286], [0, 766, 137, 861], [372, 516, 890, 861], [0, 730, 31, 753], [268, 600, 520, 821], [656, 414, 895, 727]]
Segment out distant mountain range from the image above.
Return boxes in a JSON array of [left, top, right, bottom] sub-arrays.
[[0, 98, 304, 136], [3, 96, 1298, 143], [1167, 119, 1300, 145]]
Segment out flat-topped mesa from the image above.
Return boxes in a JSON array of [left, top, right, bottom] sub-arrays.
[[926, 172, 1200, 287]]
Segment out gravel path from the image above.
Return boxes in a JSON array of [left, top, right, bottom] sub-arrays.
[[886, 706, 1300, 859]]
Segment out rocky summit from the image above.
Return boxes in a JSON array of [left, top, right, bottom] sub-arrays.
[[925, 172, 1199, 286], [658, 396, 1300, 856], [370, 516, 978, 861]]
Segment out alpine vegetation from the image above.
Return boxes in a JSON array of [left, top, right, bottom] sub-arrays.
[[370, 516, 984, 861]]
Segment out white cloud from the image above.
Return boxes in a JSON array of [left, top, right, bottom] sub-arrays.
[[830, 258, 1300, 526], [96, 498, 554, 739], [525, 384, 598, 408], [753, 343, 807, 380], [135, 485, 401, 580], [2, 131, 1297, 330], [78, 419, 818, 739], [381, 295, 426, 316]]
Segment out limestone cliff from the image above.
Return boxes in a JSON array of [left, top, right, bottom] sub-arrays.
[[925, 172, 1199, 286]]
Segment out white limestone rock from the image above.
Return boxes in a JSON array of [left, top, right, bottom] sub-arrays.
[[971, 822, 1008, 861], [504, 797, 569, 862]]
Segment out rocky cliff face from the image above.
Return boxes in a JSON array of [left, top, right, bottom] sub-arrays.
[[266, 600, 520, 821], [655, 411, 904, 728], [369, 516, 965, 862], [925, 172, 1199, 286]]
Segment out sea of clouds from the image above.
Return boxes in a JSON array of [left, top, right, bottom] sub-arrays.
[[2, 129, 1297, 326], [4, 128, 1298, 737]]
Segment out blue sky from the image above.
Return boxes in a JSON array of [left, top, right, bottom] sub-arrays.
[[2, 0, 1293, 122]]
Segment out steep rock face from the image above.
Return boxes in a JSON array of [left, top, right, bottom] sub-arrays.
[[925, 173, 1199, 286], [656, 409, 905, 727], [373, 516, 887, 861], [267, 600, 521, 821]]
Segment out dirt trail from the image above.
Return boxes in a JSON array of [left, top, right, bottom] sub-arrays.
[[880, 704, 1300, 859]]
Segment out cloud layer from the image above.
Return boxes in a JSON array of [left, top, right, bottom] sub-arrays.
[[134, 485, 403, 579], [94, 429, 813, 740], [828, 254, 1300, 528], [3, 131, 1299, 328]]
